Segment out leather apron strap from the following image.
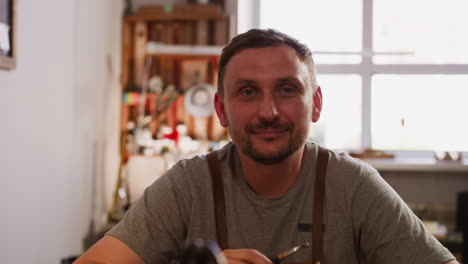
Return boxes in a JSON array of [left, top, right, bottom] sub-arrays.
[[312, 146, 329, 264], [207, 146, 329, 263], [207, 151, 228, 250]]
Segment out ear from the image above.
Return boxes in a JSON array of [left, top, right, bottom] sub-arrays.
[[214, 92, 228, 127], [312, 86, 322, 123]]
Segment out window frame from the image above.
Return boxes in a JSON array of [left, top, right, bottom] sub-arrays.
[[239, 0, 468, 156]]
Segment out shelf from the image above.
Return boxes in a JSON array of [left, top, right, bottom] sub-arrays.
[[124, 4, 228, 22], [124, 13, 229, 22], [120, 3, 230, 144], [145, 42, 224, 56], [362, 158, 468, 172]]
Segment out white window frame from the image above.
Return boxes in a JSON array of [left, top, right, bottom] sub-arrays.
[[238, 0, 468, 158]]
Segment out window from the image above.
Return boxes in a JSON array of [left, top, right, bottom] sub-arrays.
[[309, 75, 362, 150], [374, 0, 468, 64], [259, 0, 362, 64], [247, 0, 468, 152], [372, 75, 468, 151]]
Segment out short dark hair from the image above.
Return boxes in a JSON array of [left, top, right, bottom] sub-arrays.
[[217, 28, 317, 95]]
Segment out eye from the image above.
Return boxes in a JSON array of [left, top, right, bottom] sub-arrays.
[[240, 87, 257, 97], [279, 85, 297, 97]]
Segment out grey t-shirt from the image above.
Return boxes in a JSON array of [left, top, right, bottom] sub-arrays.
[[108, 142, 455, 264]]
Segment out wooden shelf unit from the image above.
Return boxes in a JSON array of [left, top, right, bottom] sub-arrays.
[[120, 4, 231, 151]]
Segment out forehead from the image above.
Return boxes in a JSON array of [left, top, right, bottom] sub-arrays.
[[228, 45, 303, 68], [223, 45, 311, 86]]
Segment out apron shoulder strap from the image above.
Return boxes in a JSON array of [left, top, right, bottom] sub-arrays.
[[206, 151, 228, 250], [312, 146, 329, 264]]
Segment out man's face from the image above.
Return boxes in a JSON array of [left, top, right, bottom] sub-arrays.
[[215, 45, 322, 164]]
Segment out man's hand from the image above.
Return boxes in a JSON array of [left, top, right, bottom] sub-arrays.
[[223, 249, 272, 264]]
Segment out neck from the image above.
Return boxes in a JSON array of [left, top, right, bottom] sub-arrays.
[[238, 146, 306, 198]]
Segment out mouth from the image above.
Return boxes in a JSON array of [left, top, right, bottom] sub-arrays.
[[249, 128, 290, 139]]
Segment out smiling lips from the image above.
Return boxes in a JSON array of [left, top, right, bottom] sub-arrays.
[[248, 126, 291, 139]]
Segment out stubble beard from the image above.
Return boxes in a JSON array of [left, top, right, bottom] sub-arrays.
[[229, 122, 309, 165]]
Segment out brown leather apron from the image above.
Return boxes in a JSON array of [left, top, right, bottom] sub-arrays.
[[206, 146, 329, 264]]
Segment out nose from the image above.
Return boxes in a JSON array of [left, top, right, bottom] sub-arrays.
[[257, 94, 280, 122]]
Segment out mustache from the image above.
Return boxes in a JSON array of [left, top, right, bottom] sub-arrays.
[[246, 121, 292, 132]]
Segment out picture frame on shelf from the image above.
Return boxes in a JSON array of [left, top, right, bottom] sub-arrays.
[[180, 58, 209, 91], [0, 0, 16, 70]]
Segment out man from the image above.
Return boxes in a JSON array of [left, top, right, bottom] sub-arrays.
[[75, 29, 458, 264]]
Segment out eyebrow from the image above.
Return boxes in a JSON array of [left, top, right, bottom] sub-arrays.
[[234, 79, 256, 86], [234, 76, 301, 86], [276, 76, 301, 84]]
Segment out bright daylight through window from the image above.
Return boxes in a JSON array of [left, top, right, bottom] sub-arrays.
[[258, 0, 468, 153]]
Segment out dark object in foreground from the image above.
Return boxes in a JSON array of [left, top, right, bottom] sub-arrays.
[[456, 192, 468, 263], [180, 239, 227, 264]]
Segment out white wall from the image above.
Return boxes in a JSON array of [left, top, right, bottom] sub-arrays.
[[0, 0, 123, 263]]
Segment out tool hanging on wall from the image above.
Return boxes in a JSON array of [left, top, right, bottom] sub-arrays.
[[108, 131, 131, 222], [109, 55, 153, 222]]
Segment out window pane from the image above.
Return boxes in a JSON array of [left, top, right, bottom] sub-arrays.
[[372, 75, 468, 151], [374, 0, 468, 64], [310, 75, 362, 150], [259, 0, 362, 64]]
